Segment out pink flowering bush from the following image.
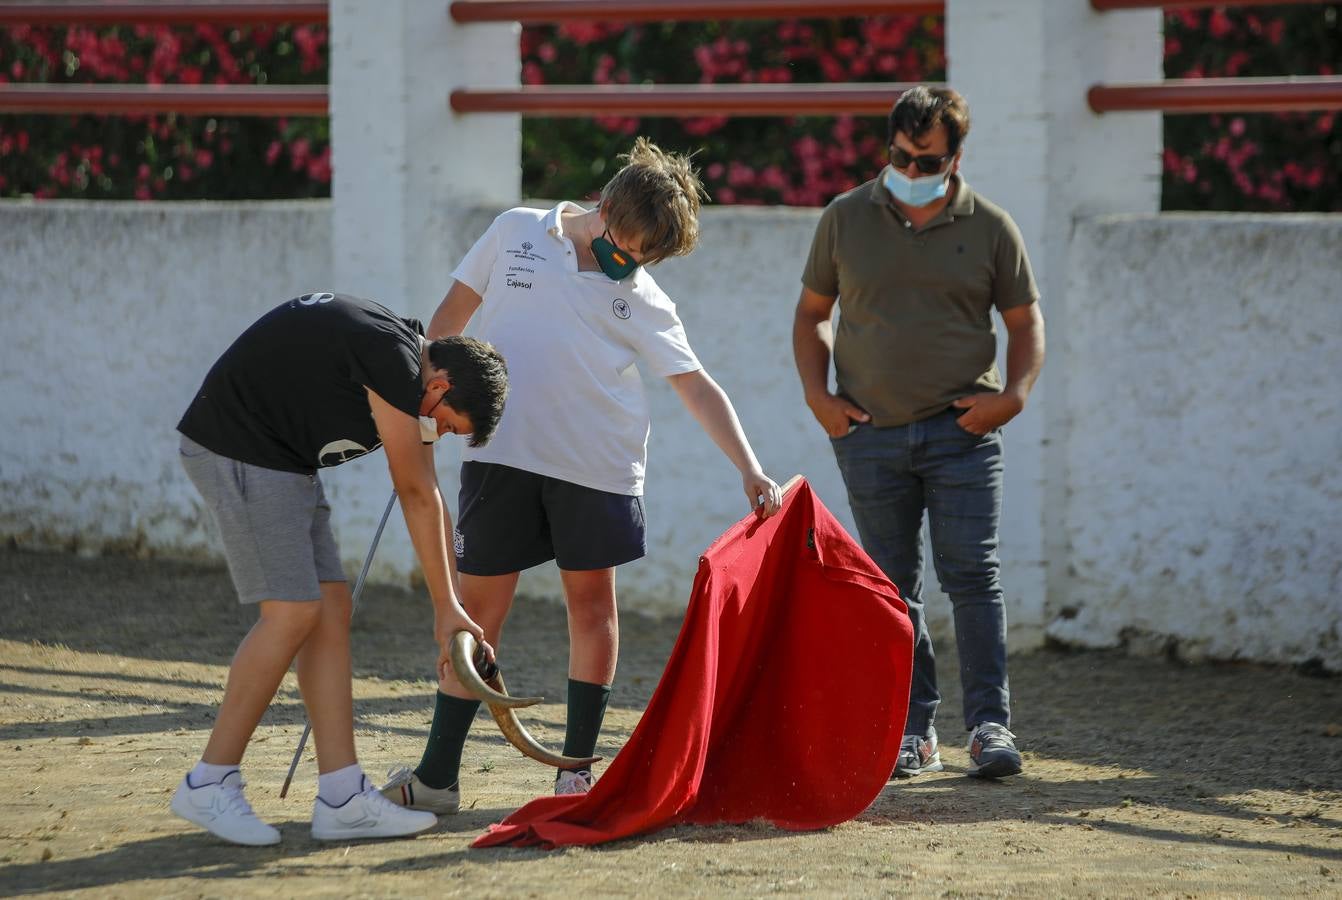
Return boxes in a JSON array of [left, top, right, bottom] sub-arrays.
[[1162, 5, 1341, 211], [0, 22, 329, 199], [519, 15, 944, 206], [1, 8, 1338, 210]]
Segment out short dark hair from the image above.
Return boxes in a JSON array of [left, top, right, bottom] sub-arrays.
[[887, 85, 971, 156], [427, 336, 508, 447]]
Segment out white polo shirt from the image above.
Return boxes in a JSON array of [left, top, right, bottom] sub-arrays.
[[454, 202, 702, 496]]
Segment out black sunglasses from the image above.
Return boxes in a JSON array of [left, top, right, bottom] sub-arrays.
[[889, 145, 952, 176]]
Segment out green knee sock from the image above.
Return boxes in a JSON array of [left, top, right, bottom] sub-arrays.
[[561, 678, 611, 771], [414, 692, 480, 790]]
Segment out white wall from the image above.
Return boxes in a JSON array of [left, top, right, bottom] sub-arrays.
[[1051, 214, 1342, 671], [0, 201, 332, 558], [3, 201, 1338, 669], [0, 200, 849, 619]]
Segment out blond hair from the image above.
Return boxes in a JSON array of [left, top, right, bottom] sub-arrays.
[[599, 137, 708, 265]]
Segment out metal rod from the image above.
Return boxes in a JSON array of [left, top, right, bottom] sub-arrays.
[[450, 0, 944, 24], [1088, 76, 1342, 114], [0, 2, 328, 26], [1092, 0, 1327, 11], [451, 82, 928, 117], [0, 83, 327, 117], [279, 490, 398, 799]]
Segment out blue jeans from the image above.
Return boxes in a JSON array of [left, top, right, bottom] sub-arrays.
[[830, 409, 1009, 735]]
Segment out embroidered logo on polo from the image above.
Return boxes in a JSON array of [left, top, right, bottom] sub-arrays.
[[506, 242, 547, 262], [612, 298, 631, 320]]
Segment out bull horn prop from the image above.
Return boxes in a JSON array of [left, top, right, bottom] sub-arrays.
[[448, 631, 541, 709], [449, 631, 603, 770]]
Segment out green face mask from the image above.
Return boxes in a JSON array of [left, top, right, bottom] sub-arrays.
[[591, 229, 640, 281]]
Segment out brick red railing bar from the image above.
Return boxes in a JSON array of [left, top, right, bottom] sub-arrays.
[[0, 83, 328, 116], [450, 83, 930, 116], [1092, 0, 1327, 10], [450, 0, 943, 24], [1088, 77, 1342, 114], [0, 2, 328, 26]]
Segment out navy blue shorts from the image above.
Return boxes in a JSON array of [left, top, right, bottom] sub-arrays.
[[454, 462, 646, 574]]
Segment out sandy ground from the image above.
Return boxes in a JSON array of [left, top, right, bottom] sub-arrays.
[[1, 546, 1339, 898]]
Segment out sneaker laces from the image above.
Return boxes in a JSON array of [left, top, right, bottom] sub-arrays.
[[218, 778, 260, 820], [383, 765, 414, 789], [972, 722, 1016, 749]]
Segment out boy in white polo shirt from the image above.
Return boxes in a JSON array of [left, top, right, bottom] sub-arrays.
[[380, 138, 782, 808]]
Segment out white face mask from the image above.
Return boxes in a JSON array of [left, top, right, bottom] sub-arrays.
[[419, 415, 440, 444]]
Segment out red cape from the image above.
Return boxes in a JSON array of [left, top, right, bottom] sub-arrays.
[[473, 479, 913, 849]]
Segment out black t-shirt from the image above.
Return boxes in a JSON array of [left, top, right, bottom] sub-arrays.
[[178, 293, 425, 473]]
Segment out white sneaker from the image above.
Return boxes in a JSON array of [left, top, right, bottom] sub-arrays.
[[378, 765, 460, 815], [312, 777, 438, 841], [554, 769, 594, 796], [170, 770, 281, 846]]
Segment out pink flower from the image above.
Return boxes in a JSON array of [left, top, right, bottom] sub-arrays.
[[288, 138, 311, 171], [307, 146, 332, 183], [265, 141, 282, 166]]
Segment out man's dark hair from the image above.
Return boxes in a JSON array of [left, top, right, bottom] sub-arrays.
[[887, 86, 971, 156], [428, 336, 508, 447]]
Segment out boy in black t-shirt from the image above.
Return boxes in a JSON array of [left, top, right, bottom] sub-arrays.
[[170, 293, 508, 846]]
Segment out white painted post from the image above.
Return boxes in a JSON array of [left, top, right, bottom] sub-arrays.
[[946, 1, 1163, 646], [329, 0, 520, 319], [324, 0, 521, 582]]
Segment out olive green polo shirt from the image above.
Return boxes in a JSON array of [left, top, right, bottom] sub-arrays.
[[802, 174, 1040, 427]]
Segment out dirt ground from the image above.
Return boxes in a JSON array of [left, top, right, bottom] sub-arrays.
[[1, 547, 1339, 899]]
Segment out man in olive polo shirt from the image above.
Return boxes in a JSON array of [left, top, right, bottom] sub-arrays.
[[792, 85, 1046, 780]]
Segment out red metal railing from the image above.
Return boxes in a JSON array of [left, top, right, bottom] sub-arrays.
[[0, 2, 326, 25], [1088, 76, 1342, 115], [446, 1, 944, 117], [3, 1, 1341, 118], [1087, 0, 1338, 114], [1092, 0, 1322, 9], [450, 83, 922, 117], [0, 83, 327, 116], [449, 0, 944, 23], [0, 2, 328, 116]]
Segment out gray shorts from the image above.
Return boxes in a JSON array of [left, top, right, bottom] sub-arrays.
[[179, 435, 346, 604]]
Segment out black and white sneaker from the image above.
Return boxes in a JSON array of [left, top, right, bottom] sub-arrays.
[[892, 726, 944, 778], [554, 769, 594, 796], [966, 722, 1023, 779]]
